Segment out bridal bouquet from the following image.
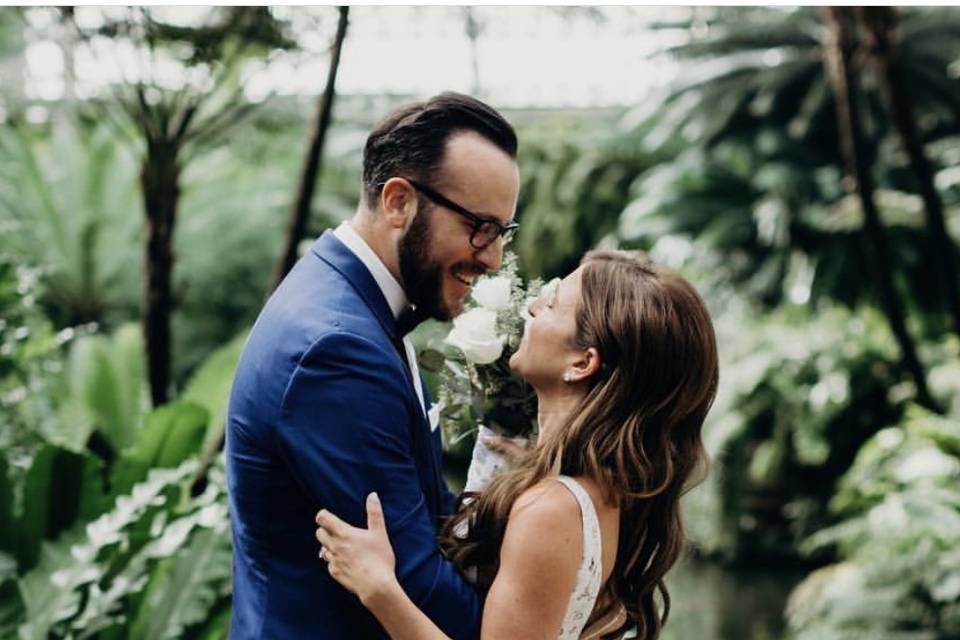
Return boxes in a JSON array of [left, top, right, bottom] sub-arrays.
[[423, 253, 551, 449], [419, 254, 554, 491]]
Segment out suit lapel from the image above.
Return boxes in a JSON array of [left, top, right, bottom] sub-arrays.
[[312, 231, 446, 515], [312, 231, 398, 340]]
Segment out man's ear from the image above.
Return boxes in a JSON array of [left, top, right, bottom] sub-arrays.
[[379, 178, 419, 231]]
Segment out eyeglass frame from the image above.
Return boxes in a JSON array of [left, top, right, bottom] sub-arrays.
[[403, 178, 519, 249]]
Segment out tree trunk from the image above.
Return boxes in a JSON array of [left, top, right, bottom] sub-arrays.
[[820, 7, 938, 412], [141, 140, 181, 407], [464, 7, 482, 97], [858, 6, 960, 342], [192, 9, 350, 496], [270, 6, 349, 292]]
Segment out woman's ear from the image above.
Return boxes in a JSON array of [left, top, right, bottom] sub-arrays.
[[567, 347, 601, 383]]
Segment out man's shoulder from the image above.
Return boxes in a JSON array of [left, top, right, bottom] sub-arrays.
[[231, 254, 389, 406], [254, 253, 381, 348]]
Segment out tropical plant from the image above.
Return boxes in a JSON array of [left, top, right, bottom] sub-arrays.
[[0, 260, 86, 473], [786, 406, 960, 639], [820, 5, 935, 410], [514, 113, 660, 280], [14, 460, 232, 639], [70, 6, 297, 406], [272, 5, 350, 291], [0, 333, 236, 637], [647, 6, 960, 413], [0, 120, 141, 327], [858, 7, 960, 342], [682, 298, 929, 562]]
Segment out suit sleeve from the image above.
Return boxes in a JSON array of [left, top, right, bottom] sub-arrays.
[[275, 330, 482, 640]]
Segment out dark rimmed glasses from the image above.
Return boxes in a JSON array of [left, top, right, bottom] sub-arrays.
[[405, 178, 519, 249]]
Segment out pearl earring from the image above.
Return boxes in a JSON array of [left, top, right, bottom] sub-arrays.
[[562, 373, 572, 382]]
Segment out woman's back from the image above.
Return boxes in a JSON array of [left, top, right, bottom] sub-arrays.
[[501, 475, 620, 639]]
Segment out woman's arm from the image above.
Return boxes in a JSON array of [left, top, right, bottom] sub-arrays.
[[317, 481, 582, 640], [316, 493, 451, 640]]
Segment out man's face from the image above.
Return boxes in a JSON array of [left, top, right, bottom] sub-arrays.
[[399, 131, 520, 321]]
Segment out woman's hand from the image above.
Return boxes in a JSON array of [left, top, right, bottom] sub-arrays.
[[315, 492, 398, 605], [481, 432, 532, 465]]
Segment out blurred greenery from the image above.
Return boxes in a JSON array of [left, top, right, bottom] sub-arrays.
[[1, 5, 959, 639]]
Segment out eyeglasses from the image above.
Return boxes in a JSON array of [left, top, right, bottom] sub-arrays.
[[405, 179, 519, 249]]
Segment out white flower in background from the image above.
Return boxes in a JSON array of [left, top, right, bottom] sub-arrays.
[[445, 308, 505, 364], [471, 275, 512, 311]]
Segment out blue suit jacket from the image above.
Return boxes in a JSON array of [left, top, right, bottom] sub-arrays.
[[226, 231, 482, 639]]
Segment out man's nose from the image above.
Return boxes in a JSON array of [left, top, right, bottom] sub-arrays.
[[475, 236, 504, 271]]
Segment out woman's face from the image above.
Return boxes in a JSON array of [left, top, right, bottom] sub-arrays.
[[509, 267, 583, 389]]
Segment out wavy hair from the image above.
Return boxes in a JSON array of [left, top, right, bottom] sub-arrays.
[[438, 250, 719, 639]]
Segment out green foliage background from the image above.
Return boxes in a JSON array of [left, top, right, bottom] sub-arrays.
[[1, 5, 959, 639]]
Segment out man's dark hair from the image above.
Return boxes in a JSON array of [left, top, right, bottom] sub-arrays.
[[361, 92, 518, 208]]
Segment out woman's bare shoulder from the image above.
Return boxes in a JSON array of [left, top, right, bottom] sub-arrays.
[[513, 477, 581, 511], [497, 480, 583, 590], [506, 478, 583, 537]]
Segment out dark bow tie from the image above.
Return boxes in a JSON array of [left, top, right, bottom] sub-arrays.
[[395, 305, 428, 338]]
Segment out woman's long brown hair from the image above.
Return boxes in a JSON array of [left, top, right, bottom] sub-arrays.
[[438, 250, 719, 639]]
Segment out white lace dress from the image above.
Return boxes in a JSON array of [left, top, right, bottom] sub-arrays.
[[554, 475, 604, 640]]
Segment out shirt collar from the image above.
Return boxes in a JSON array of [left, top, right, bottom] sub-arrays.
[[333, 221, 409, 320]]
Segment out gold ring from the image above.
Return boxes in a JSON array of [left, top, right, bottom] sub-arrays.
[[319, 547, 328, 562]]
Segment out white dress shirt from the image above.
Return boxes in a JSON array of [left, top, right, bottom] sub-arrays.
[[333, 222, 427, 419]]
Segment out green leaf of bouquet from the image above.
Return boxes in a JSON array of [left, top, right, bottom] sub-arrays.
[[417, 348, 447, 373], [111, 402, 209, 496]]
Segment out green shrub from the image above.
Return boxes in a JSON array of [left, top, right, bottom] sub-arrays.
[[786, 407, 960, 639]]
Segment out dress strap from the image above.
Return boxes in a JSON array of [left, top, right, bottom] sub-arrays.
[[555, 475, 602, 544], [554, 475, 604, 639]]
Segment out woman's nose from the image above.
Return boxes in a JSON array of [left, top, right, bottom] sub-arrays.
[[527, 297, 542, 317]]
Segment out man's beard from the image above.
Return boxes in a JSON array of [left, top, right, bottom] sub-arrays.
[[398, 206, 448, 321], [398, 204, 485, 322]]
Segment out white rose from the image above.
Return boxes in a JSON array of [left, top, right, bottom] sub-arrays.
[[445, 308, 505, 365], [471, 275, 512, 311]]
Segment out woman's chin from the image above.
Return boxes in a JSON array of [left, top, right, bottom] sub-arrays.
[[508, 350, 521, 373]]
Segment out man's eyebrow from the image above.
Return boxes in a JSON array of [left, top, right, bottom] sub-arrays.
[[476, 212, 513, 225]]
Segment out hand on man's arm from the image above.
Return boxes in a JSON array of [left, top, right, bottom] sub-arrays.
[[275, 331, 483, 640]]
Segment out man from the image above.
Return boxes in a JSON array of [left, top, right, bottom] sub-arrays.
[[226, 93, 520, 639]]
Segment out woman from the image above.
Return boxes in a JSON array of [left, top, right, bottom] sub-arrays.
[[315, 250, 719, 639]]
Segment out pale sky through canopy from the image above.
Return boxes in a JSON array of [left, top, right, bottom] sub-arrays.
[[19, 6, 690, 110]]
